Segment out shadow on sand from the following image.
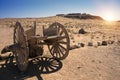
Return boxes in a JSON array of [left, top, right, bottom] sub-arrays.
[[0, 56, 63, 80]]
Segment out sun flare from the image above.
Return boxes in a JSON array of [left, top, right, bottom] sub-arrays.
[[103, 14, 115, 21]]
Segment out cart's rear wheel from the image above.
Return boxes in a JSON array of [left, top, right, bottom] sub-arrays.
[[47, 22, 70, 60], [14, 22, 29, 71]]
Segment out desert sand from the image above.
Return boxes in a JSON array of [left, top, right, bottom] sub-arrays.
[[0, 16, 120, 80]]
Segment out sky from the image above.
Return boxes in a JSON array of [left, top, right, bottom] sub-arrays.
[[0, 0, 120, 20]]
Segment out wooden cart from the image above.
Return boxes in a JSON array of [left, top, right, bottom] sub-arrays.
[[12, 21, 70, 71]]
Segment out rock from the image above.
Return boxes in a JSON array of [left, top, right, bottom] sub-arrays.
[[108, 40, 114, 44], [97, 42, 101, 46], [102, 41, 107, 46], [99, 61, 102, 63], [88, 42, 93, 46], [77, 66, 82, 69], [69, 45, 79, 50], [81, 43, 85, 47], [78, 28, 87, 34], [78, 43, 85, 47]]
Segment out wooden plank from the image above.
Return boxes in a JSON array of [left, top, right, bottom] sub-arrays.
[[31, 36, 47, 40], [31, 35, 66, 40], [25, 28, 35, 40]]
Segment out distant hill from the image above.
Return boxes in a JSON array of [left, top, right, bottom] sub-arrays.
[[56, 13, 103, 20]]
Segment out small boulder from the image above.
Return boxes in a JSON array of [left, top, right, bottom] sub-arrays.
[[107, 40, 114, 44], [78, 28, 87, 34], [78, 43, 85, 47], [88, 42, 93, 46], [97, 42, 101, 46], [102, 41, 107, 46]]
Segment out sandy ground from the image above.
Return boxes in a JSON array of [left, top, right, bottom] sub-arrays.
[[0, 19, 120, 80]]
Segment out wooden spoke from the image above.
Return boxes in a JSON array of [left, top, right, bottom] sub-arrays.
[[58, 46, 64, 55], [56, 47, 62, 58], [53, 47, 57, 56], [50, 45, 55, 55], [60, 30, 64, 36], [57, 26, 61, 33], [50, 45, 54, 53], [58, 41, 67, 45], [51, 46, 61, 58], [58, 44, 67, 51]]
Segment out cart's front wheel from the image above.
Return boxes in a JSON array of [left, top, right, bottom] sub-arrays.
[[47, 22, 70, 60], [14, 22, 29, 71]]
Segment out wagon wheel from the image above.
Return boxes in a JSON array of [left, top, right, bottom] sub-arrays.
[[47, 22, 70, 60], [14, 22, 29, 71]]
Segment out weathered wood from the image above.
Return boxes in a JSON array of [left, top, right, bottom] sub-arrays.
[[6, 21, 70, 72], [14, 22, 29, 72], [31, 36, 47, 40], [31, 35, 66, 40], [25, 21, 36, 40], [47, 22, 70, 60], [43, 26, 58, 36], [25, 28, 35, 40]]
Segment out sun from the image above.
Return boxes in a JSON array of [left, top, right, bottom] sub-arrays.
[[103, 14, 115, 21]]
